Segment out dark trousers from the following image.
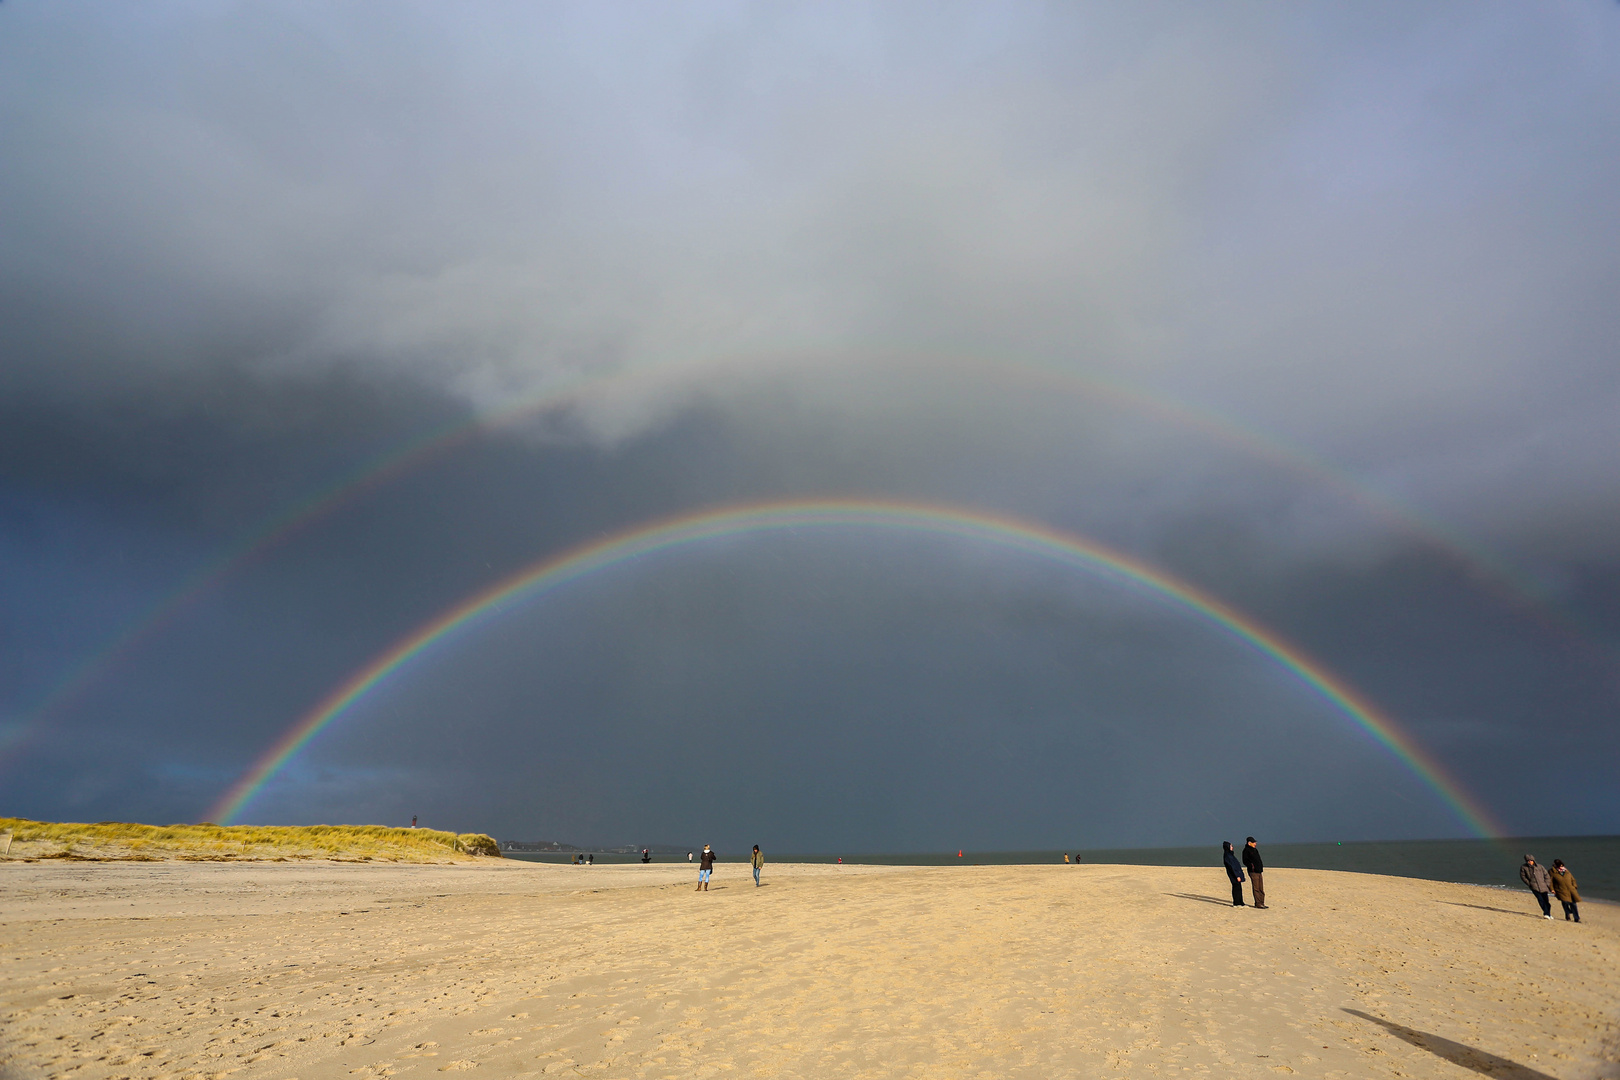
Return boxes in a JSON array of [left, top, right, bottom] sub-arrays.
[[1533, 890, 1551, 916], [1250, 871, 1265, 907], [1229, 876, 1245, 905], [1561, 900, 1580, 922]]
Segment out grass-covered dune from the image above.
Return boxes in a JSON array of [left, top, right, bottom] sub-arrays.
[[0, 818, 501, 863]]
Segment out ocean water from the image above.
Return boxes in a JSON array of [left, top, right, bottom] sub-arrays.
[[505, 835, 1618, 900]]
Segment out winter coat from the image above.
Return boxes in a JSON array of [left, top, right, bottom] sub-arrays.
[[1521, 862, 1551, 893], [1549, 868, 1580, 903], [1222, 848, 1244, 882], [700, 848, 716, 871], [751, 849, 764, 869], [1242, 845, 1264, 875]]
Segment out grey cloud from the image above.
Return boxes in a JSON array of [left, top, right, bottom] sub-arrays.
[[6, 6, 1615, 479], [2, 2, 1617, 843]]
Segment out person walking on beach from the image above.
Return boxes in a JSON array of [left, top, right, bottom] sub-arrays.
[[1521, 855, 1553, 919], [697, 844, 716, 891], [1549, 859, 1581, 922], [1222, 841, 1246, 906], [751, 845, 763, 887], [1242, 837, 1267, 909]]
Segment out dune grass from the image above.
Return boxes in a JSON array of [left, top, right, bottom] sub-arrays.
[[0, 818, 501, 862]]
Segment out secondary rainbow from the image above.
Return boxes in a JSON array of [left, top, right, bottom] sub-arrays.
[[15, 352, 1585, 781], [210, 499, 1504, 837]]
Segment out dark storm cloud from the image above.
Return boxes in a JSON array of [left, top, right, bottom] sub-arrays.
[[8, 395, 1615, 844], [2, 2, 1618, 843]]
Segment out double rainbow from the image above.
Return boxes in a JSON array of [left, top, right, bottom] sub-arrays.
[[210, 499, 1503, 837], [13, 352, 1586, 781]]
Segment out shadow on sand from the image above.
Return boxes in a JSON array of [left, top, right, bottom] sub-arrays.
[[1436, 901, 1541, 919], [1165, 893, 1236, 906], [1344, 1009, 1559, 1079]]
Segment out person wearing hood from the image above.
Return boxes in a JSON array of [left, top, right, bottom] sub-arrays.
[[1222, 841, 1246, 906], [1520, 855, 1553, 919], [697, 844, 716, 891], [1549, 859, 1580, 922], [751, 845, 764, 887]]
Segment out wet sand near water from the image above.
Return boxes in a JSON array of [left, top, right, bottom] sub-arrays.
[[2, 860, 1615, 1079]]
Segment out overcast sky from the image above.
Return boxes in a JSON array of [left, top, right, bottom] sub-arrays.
[[2, 2, 1617, 850]]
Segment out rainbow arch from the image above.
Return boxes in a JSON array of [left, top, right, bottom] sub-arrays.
[[3, 364, 639, 769], [209, 498, 1504, 837], [14, 352, 1588, 778]]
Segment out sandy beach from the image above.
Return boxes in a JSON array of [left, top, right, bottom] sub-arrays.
[[2, 859, 1614, 1080]]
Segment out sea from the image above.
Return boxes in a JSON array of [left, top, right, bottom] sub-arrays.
[[504, 835, 1619, 901]]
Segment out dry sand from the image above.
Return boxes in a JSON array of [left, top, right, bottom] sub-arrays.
[[2, 859, 1614, 1079]]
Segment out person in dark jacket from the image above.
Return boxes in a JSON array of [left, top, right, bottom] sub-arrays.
[[751, 845, 763, 886], [1222, 841, 1245, 906], [697, 844, 716, 891], [1520, 855, 1553, 919], [1549, 859, 1580, 922], [1242, 837, 1267, 908]]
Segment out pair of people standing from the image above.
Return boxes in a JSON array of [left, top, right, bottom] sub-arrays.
[[1222, 838, 1267, 908], [692, 844, 765, 890], [1521, 855, 1581, 922]]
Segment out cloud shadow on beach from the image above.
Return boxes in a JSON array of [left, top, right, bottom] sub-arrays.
[[1344, 1010, 1560, 1080], [1164, 893, 1234, 906], [1436, 901, 1542, 919]]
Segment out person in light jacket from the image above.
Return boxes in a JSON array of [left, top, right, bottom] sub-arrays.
[[1222, 841, 1245, 906], [751, 845, 764, 887], [1549, 859, 1580, 923], [1520, 855, 1553, 919]]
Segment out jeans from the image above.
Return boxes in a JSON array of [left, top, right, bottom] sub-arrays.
[[752, 866, 761, 886], [699, 868, 711, 883], [1534, 890, 1552, 917], [1561, 900, 1580, 922]]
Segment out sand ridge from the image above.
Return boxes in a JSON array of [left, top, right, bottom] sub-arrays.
[[1, 860, 1614, 1079]]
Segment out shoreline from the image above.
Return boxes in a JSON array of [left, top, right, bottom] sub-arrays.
[[3, 860, 1614, 1079]]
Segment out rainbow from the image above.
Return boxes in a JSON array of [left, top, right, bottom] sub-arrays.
[[210, 498, 1504, 837], [14, 352, 1587, 778], [3, 364, 637, 770]]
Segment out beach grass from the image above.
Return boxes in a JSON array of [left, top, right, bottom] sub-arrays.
[[0, 818, 501, 862]]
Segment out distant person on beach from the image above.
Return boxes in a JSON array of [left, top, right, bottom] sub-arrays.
[[1242, 837, 1267, 908], [698, 845, 716, 891], [688, 851, 693, 862], [1063, 853, 1069, 863], [641, 848, 651, 863], [752, 845, 763, 886], [586, 852, 593, 866], [1222, 841, 1245, 906], [1550, 859, 1581, 922], [1521, 855, 1553, 919]]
